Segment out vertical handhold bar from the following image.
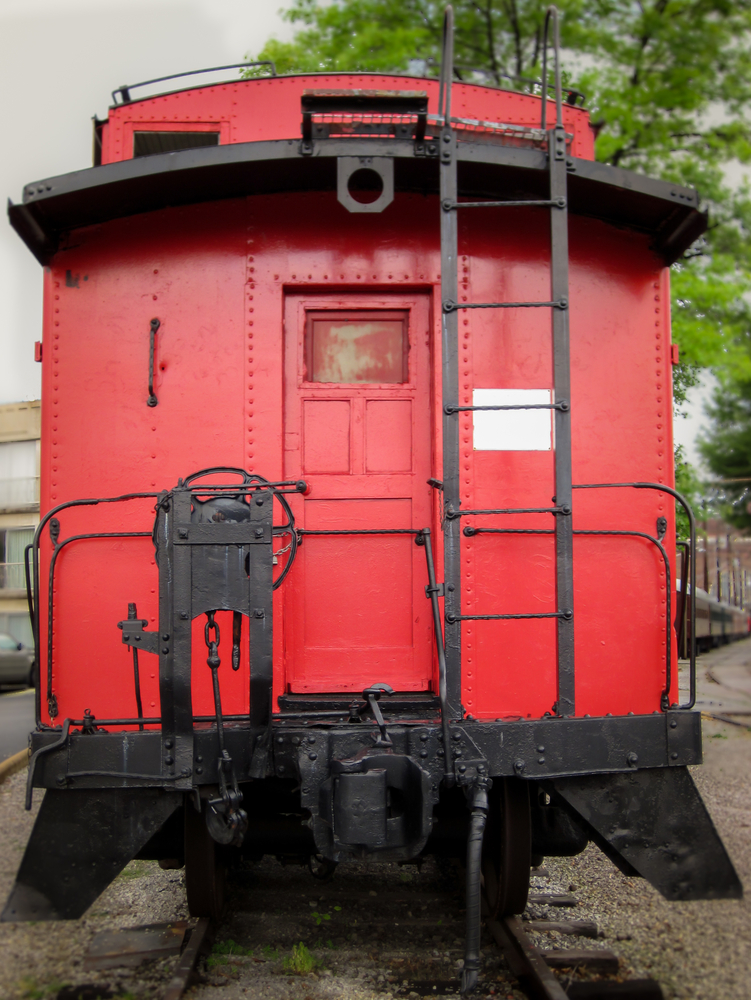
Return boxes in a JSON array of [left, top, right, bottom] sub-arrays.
[[420, 528, 454, 784], [147, 317, 160, 407], [438, 5, 454, 125], [540, 6, 564, 132]]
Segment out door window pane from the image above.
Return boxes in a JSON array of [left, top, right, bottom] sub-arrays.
[[305, 311, 408, 383]]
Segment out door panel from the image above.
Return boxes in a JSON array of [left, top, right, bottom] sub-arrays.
[[303, 400, 351, 473], [284, 294, 433, 694], [366, 400, 413, 472]]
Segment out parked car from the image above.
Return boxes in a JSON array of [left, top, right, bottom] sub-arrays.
[[0, 633, 35, 688]]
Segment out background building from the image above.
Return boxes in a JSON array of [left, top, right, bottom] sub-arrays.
[[0, 401, 39, 648], [697, 518, 751, 608]]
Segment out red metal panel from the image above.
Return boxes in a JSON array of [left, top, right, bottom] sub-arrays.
[[101, 75, 594, 164], [37, 179, 675, 726], [459, 210, 675, 719], [38, 201, 248, 725]]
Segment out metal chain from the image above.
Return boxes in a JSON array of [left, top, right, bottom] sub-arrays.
[[203, 609, 248, 846], [204, 610, 221, 670]]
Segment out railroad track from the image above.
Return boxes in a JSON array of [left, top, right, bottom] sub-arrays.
[[487, 914, 663, 1000], [62, 860, 664, 1000]]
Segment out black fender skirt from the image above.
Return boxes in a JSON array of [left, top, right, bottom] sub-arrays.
[[1, 788, 182, 921], [550, 766, 743, 901]]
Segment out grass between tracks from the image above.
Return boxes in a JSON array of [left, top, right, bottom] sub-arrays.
[[17, 976, 138, 1000], [283, 942, 322, 975], [208, 938, 329, 977]]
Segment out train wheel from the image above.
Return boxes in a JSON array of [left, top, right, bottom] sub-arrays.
[[482, 777, 531, 916], [184, 798, 227, 919]]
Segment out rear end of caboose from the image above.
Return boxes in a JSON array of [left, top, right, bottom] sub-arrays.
[[2, 16, 741, 985]]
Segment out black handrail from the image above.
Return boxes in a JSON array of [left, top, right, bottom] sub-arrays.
[[29, 492, 161, 720], [45, 532, 151, 719], [676, 540, 690, 658], [111, 61, 277, 106], [463, 525, 673, 710], [573, 482, 697, 709]]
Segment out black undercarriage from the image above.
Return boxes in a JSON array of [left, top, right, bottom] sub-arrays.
[[2, 708, 741, 926]]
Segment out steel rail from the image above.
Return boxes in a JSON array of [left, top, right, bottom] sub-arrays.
[[487, 916, 569, 1000], [162, 918, 214, 1000]]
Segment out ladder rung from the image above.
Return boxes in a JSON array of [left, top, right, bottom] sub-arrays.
[[464, 527, 554, 536], [445, 401, 568, 414], [446, 505, 570, 518], [446, 610, 572, 623], [443, 298, 567, 313], [442, 198, 566, 210], [300, 528, 419, 536]]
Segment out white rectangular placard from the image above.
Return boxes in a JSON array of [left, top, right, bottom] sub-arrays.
[[472, 388, 553, 451]]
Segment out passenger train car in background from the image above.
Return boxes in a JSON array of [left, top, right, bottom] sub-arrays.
[[678, 583, 750, 655], [2, 9, 741, 989]]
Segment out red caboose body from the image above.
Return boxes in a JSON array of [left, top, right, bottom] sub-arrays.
[[3, 14, 740, 983]]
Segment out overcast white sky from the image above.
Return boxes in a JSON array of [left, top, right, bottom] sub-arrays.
[[0, 0, 293, 404], [0, 0, 711, 463]]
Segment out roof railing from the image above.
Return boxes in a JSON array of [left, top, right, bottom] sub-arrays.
[[111, 61, 277, 106]]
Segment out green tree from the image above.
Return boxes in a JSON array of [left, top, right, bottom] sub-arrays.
[[698, 379, 751, 530]]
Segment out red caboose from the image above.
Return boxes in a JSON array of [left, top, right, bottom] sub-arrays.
[[2, 11, 740, 986]]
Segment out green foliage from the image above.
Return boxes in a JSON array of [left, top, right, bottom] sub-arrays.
[[213, 938, 253, 956], [311, 904, 341, 926], [698, 378, 751, 530], [207, 938, 255, 970], [283, 941, 322, 974], [116, 859, 151, 881], [18, 981, 71, 1000], [675, 443, 704, 539], [249, 0, 570, 81]]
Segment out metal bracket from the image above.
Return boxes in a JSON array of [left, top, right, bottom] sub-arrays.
[[666, 711, 702, 766], [337, 156, 394, 214], [552, 124, 567, 162], [301, 88, 427, 143], [361, 684, 394, 747], [117, 620, 159, 656]]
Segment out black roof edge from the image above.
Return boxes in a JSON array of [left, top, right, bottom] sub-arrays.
[[8, 138, 706, 267], [7, 199, 56, 266]]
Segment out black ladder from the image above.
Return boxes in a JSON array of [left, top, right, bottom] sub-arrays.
[[438, 5, 575, 718]]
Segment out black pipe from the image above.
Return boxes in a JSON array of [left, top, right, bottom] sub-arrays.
[[462, 774, 491, 994]]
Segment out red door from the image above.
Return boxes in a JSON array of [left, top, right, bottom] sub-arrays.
[[283, 293, 434, 693]]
